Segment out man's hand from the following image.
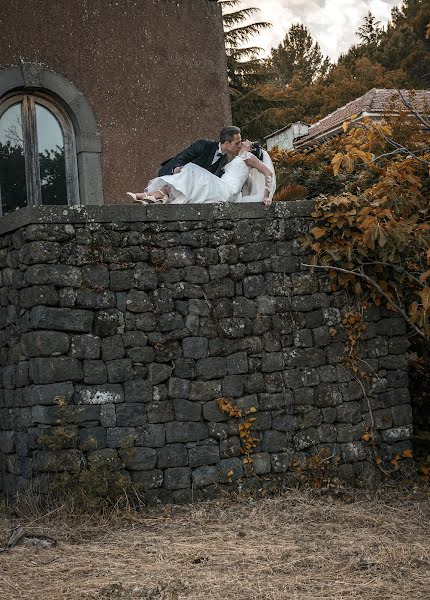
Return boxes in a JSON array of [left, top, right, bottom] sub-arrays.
[[173, 166, 183, 174]]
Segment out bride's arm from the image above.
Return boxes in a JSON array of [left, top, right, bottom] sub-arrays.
[[243, 154, 274, 207]]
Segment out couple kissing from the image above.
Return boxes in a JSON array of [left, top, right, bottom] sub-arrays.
[[127, 126, 276, 208]]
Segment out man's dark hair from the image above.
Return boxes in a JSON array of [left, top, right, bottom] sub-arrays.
[[220, 126, 241, 144]]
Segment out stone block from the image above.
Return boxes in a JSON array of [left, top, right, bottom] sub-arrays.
[[217, 458, 243, 483], [391, 404, 413, 427], [148, 363, 172, 385], [251, 452, 271, 474], [120, 447, 157, 470], [262, 431, 291, 453], [87, 448, 121, 470], [341, 441, 367, 462], [203, 425, 226, 444], [76, 289, 115, 309], [126, 290, 153, 313], [21, 331, 70, 358], [336, 402, 361, 424], [379, 355, 408, 370], [29, 357, 82, 384], [222, 375, 244, 398], [376, 318, 406, 336], [106, 427, 136, 448], [25, 264, 82, 288], [123, 331, 148, 348], [380, 389, 410, 408], [33, 449, 83, 472], [188, 445, 219, 468], [165, 422, 208, 443], [147, 401, 174, 423], [202, 400, 227, 423], [272, 414, 299, 432], [164, 467, 191, 490], [271, 452, 293, 473], [124, 379, 152, 403], [93, 309, 124, 337], [189, 381, 221, 401], [29, 306, 93, 332], [174, 399, 201, 422], [107, 359, 133, 383], [315, 384, 343, 407], [317, 424, 337, 443], [75, 384, 124, 405], [192, 465, 218, 487], [226, 352, 248, 375], [70, 335, 101, 359], [243, 275, 265, 298], [219, 318, 246, 339], [101, 335, 125, 360], [373, 408, 393, 430], [79, 427, 107, 451], [381, 426, 412, 442], [196, 357, 227, 380], [293, 387, 315, 406], [20, 286, 58, 308], [110, 270, 135, 291], [99, 404, 116, 428], [136, 424, 166, 447], [23, 382, 75, 407], [220, 437, 241, 458], [116, 404, 147, 427], [261, 352, 284, 372], [0, 432, 15, 453], [157, 443, 188, 468], [131, 469, 163, 490], [83, 360, 107, 385], [293, 428, 320, 450]]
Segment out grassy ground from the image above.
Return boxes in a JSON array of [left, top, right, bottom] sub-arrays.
[[0, 486, 429, 600]]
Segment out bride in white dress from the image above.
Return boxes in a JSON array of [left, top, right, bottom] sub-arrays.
[[127, 141, 276, 208]]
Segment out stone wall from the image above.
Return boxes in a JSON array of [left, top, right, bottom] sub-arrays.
[[0, 203, 413, 501]]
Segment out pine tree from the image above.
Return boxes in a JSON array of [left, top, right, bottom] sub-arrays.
[[269, 24, 330, 86], [219, 0, 271, 95], [357, 12, 383, 45]]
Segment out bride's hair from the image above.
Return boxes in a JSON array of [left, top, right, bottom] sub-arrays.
[[250, 142, 263, 160]]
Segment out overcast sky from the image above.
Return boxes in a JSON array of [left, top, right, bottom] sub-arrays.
[[238, 0, 402, 61]]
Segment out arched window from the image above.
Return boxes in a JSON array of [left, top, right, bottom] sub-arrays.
[[0, 93, 79, 215]]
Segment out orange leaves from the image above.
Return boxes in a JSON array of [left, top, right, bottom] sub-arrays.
[[217, 398, 258, 464], [421, 286, 430, 312], [310, 226, 327, 240], [332, 152, 343, 176]]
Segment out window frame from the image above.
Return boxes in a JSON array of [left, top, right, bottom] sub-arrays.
[[0, 91, 80, 213]]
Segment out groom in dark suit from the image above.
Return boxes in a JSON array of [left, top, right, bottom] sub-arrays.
[[158, 126, 242, 177]]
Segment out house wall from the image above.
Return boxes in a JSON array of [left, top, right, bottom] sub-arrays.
[[0, 0, 231, 203], [0, 203, 413, 501], [266, 123, 310, 151]]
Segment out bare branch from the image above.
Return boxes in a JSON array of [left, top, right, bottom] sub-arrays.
[[301, 263, 425, 338], [397, 89, 430, 131]]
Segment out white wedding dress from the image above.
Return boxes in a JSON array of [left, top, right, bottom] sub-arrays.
[[146, 151, 276, 205]]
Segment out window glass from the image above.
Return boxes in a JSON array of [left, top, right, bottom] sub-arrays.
[[0, 103, 27, 215], [36, 103, 67, 206]]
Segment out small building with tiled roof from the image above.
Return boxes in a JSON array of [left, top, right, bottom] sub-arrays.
[[265, 89, 430, 151]]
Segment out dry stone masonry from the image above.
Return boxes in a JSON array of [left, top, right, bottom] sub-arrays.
[[0, 203, 413, 502]]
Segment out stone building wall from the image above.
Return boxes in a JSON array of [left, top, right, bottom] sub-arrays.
[[0, 203, 413, 501]]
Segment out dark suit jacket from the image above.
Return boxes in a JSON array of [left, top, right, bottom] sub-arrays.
[[158, 139, 228, 178]]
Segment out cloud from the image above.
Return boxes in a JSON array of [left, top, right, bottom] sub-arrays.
[[237, 0, 401, 61]]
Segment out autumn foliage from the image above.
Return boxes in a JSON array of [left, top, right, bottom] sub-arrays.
[[295, 104, 430, 338]]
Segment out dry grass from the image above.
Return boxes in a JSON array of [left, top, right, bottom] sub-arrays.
[[0, 487, 429, 600]]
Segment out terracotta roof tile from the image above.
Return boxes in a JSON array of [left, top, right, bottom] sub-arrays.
[[294, 88, 430, 148]]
